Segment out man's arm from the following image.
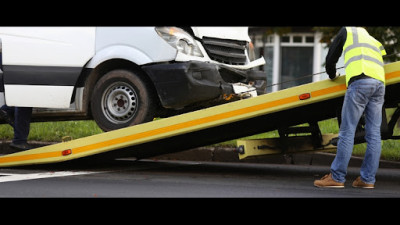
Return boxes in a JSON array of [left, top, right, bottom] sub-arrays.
[[325, 27, 347, 79]]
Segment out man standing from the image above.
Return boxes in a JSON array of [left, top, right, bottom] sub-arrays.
[[314, 27, 386, 188]]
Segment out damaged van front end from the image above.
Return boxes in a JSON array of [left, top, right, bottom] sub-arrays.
[[143, 26, 266, 110]]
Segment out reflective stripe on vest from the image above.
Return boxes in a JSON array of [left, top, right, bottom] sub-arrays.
[[343, 27, 386, 86]]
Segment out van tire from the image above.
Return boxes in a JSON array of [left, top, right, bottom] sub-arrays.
[[91, 69, 156, 132]]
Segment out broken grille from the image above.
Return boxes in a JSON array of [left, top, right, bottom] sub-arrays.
[[202, 37, 248, 65]]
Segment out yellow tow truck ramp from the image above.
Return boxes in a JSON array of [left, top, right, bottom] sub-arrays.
[[1, 61, 400, 167]]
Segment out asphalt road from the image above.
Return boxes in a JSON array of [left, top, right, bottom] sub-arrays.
[[0, 158, 399, 198]]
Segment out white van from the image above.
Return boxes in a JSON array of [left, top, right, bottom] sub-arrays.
[[0, 27, 266, 131]]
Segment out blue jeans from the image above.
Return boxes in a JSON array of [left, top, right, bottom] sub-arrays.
[[330, 78, 385, 184], [0, 105, 32, 145]]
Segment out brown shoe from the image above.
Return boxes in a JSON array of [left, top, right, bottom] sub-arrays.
[[314, 173, 345, 188], [352, 176, 374, 189]]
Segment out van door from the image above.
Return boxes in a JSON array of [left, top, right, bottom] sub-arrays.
[[0, 27, 96, 108]]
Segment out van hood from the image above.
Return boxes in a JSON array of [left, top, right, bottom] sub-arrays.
[[191, 27, 250, 41]]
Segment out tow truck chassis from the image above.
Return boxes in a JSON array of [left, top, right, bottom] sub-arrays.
[[237, 61, 400, 160]]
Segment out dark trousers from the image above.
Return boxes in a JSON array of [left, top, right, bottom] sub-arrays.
[[1, 105, 32, 144]]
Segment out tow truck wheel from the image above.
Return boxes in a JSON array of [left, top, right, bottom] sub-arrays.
[[91, 69, 156, 132]]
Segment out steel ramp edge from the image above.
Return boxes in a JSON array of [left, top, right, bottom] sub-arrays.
[[0, 61, 400, 167]]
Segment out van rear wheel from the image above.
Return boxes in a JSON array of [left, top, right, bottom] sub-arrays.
[[91, 69, 156, 132]]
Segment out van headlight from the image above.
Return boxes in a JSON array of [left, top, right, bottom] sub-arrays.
[[247, 41, 256, 62], [155, 27, 203, 57]]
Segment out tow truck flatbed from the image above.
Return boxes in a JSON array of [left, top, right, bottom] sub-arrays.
[[1, 61, 400, 167]]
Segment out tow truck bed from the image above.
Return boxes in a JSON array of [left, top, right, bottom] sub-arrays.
[[1, 61, 400, 167]]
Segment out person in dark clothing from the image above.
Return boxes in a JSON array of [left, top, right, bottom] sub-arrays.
[[325, 27, 347, 79], [0, 105, 33, 151], [0, 39, 33, 151], [314, 27, 386, 189]]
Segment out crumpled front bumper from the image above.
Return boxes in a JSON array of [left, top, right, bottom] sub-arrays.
[[142, 61, 266, 109]]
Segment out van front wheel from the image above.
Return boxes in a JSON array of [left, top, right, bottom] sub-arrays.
[[91, 69, 156, 132]]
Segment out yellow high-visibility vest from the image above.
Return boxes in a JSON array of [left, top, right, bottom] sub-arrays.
[[343, 27, 386, 86]]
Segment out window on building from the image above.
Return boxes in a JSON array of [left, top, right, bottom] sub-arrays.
[[279, 34, 314, 90], [293, 36, 302, 43], [281, 36, 290, 43], [252, 31, 319, 92], [306, 36, 314, 43], [280, 46, 313, 90]]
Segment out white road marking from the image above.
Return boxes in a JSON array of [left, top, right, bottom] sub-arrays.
[[0, 171, 100, 183]]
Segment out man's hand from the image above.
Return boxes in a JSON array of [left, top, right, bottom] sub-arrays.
[[330, 72, 341, 80]]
